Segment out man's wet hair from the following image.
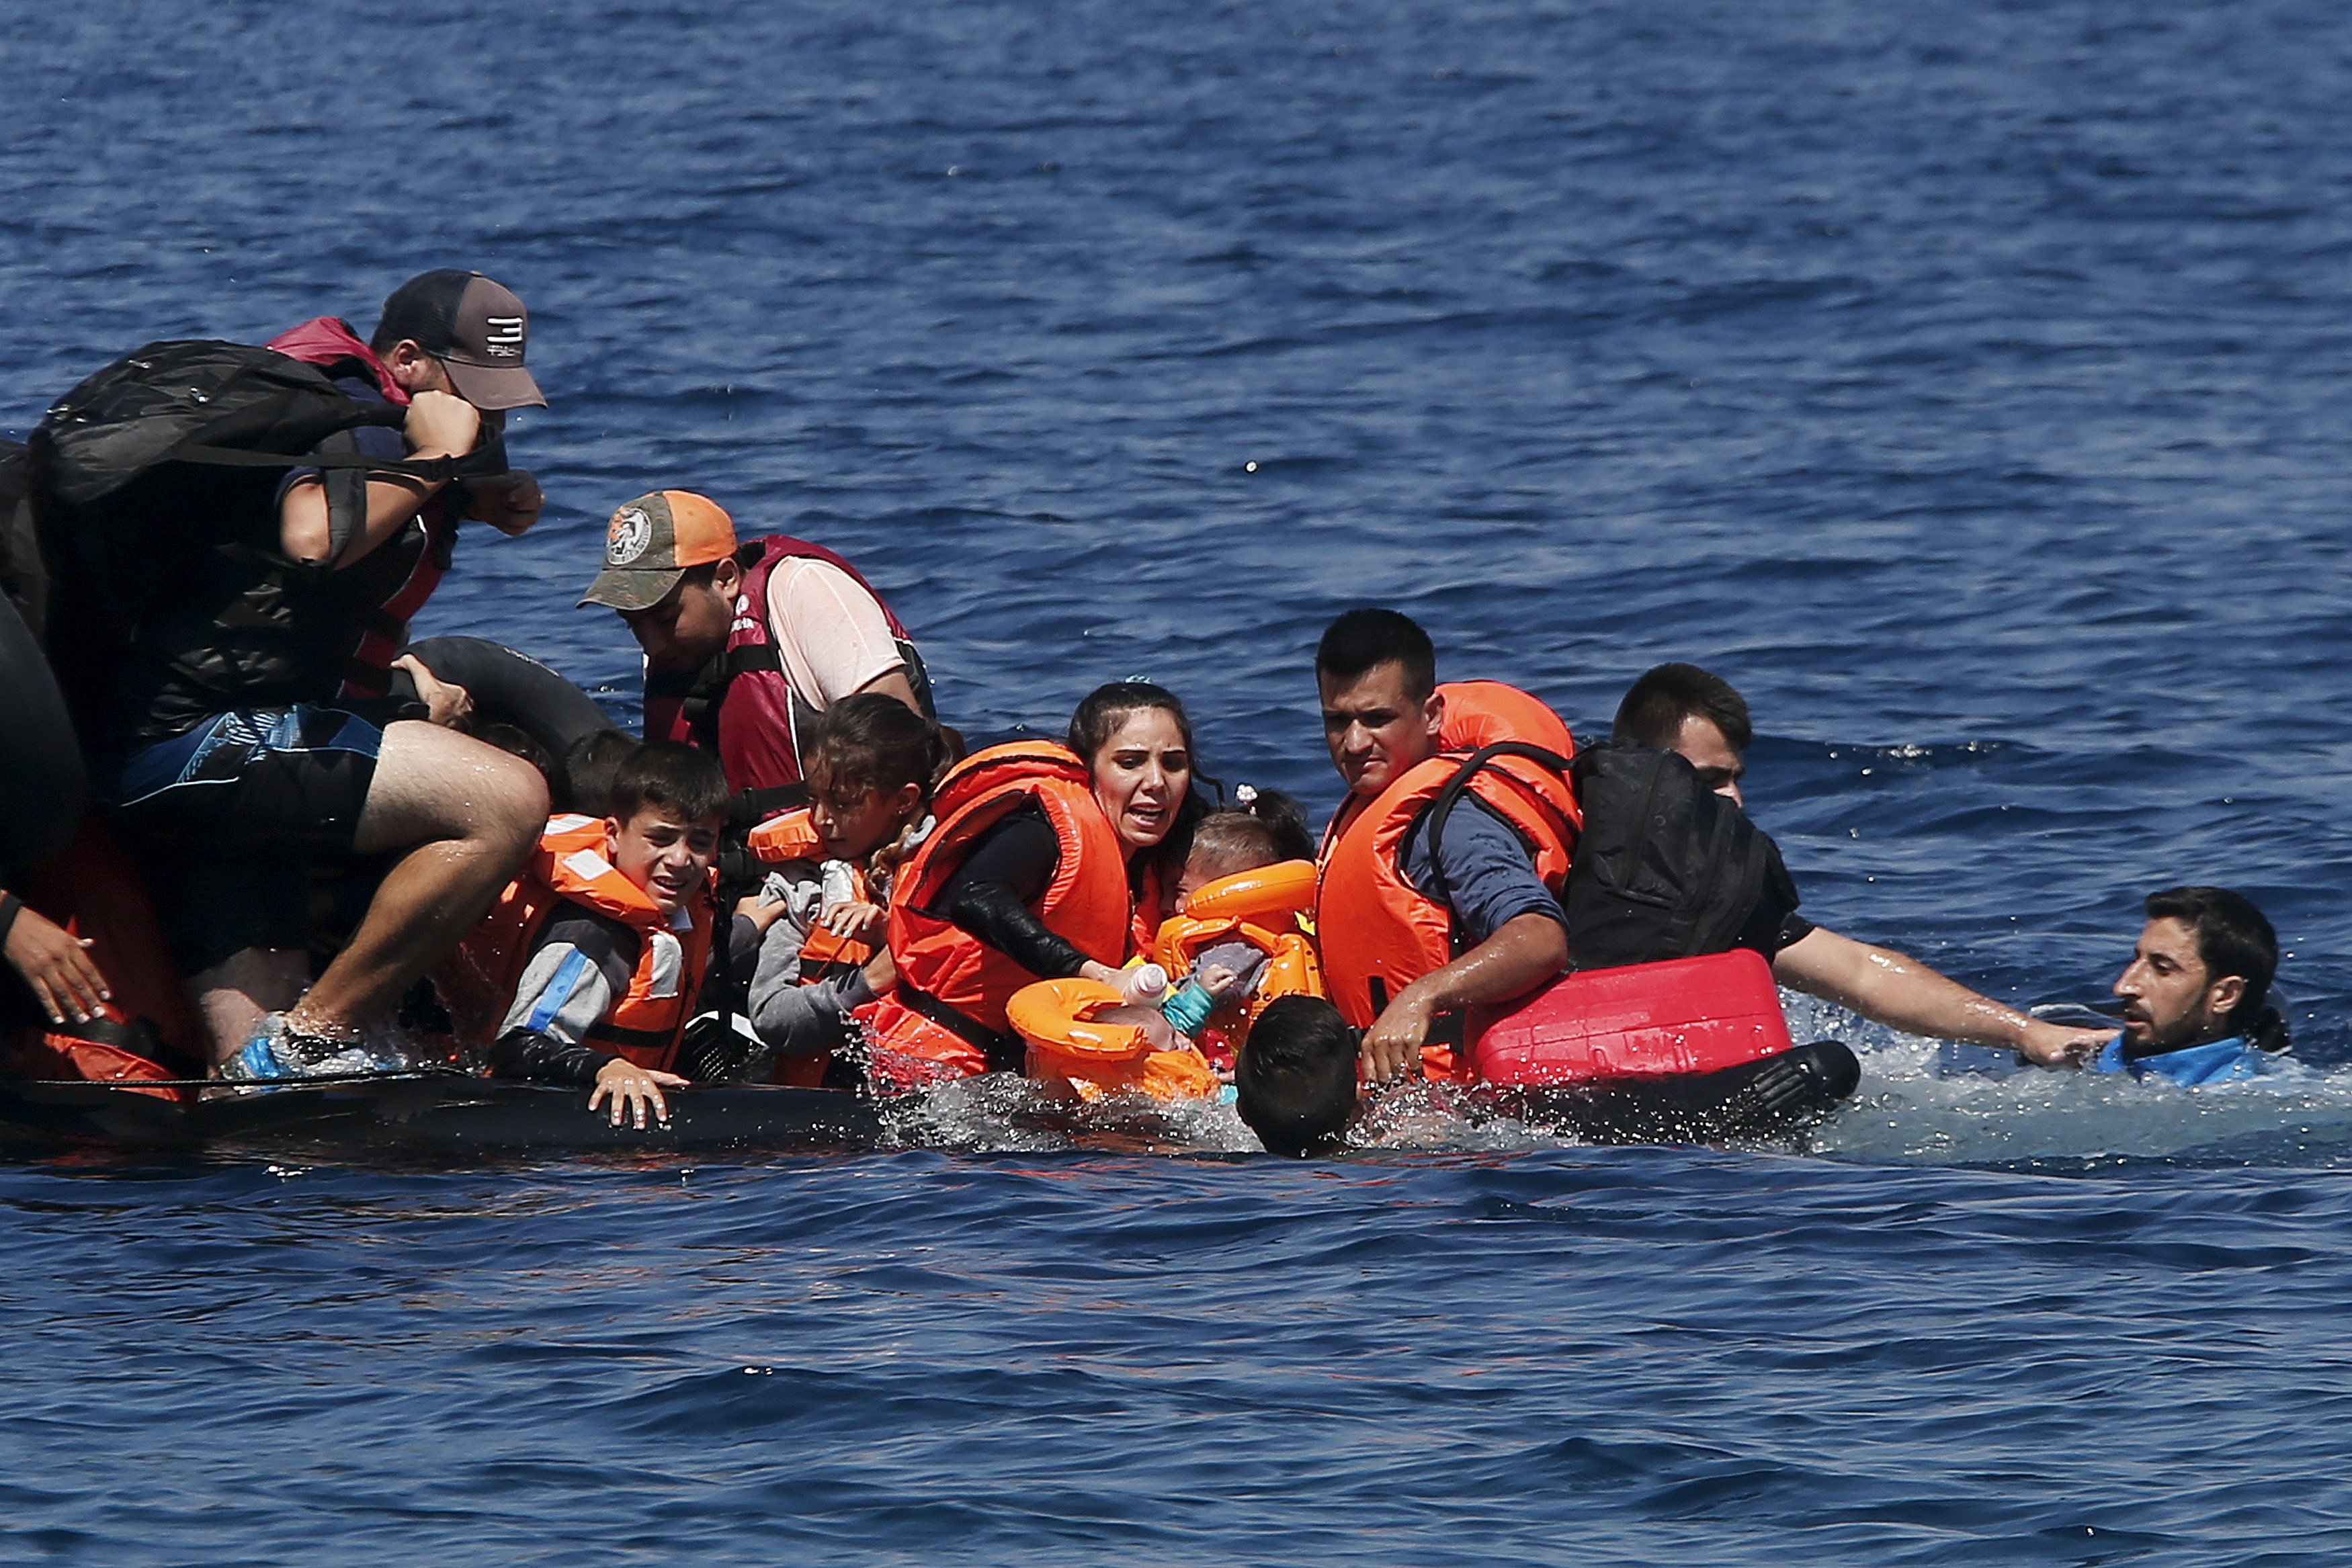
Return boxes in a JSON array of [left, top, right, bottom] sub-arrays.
[[610, 740, 730, 827], [563, 730, 640, 819], [2145, 885, 2289, 1051], [1613, 662, 1754, 753], [1236, 995, 1360, 1157], [1316, 609, 1436, 702]]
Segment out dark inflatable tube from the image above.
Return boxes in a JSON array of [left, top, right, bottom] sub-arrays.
[[0, 592, 86, 881], [1474, 1040, 1860, 1145], [392, 637, 619, 811], [0, 1073, 883, 1153]]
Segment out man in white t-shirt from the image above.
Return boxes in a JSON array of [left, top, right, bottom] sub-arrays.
[[578, 490, 931, 814]]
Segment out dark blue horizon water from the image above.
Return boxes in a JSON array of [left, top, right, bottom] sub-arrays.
[[10, 0, 2352, 1560]]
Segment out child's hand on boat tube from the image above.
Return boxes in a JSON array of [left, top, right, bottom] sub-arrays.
[[590, 1057, 689, 1129], [3, 904, 111, 1025]]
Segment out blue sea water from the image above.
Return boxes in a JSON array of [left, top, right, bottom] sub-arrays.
[[9, 0, 2352, 1560]]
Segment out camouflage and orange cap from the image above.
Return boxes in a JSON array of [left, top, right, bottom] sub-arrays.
[[577, 491, 739, 613]]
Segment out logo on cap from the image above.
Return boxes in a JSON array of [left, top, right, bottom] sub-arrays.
[[608, 507, 655, 566], [483, 316, 526, 359]]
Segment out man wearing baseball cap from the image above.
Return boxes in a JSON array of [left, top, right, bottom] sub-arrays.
[[580, 490, 933, 824], [106, 270, 555, 1081]]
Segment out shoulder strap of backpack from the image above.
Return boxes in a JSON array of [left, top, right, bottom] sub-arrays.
[[1421, 740, 1573, 952]]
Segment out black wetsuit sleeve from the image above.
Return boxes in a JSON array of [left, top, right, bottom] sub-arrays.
[[937, 805, 1093, 980], [486, 1027, 613, 1087]]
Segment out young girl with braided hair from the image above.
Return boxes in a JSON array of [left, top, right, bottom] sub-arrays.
[[737, 693, 954, 1080]]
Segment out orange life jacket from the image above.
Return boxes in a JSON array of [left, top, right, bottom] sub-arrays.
[[1, 817, 204, 1101], [743, 808, 874, 1087], [1314, 683, 1580, 1075], [452, 814, 715, 1073], [859, 742, 1134, 1086]]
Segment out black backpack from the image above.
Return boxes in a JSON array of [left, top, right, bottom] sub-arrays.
[[26, 340, 499, 727], [1564, 741, 1779, 969]]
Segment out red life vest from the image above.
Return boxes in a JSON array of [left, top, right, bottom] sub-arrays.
[[264, 316, 458, 702], [1314, 683, 1580, 1074], [643, 535, 923, 801], [450, 815, 716, 1072], [858, 742, 1133, 1085]]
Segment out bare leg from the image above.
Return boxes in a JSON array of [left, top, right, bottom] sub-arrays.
[[189, 948, 310, 1068], [286, 722, 545, 1040]]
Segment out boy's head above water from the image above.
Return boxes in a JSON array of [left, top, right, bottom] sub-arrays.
[[605, 742, 729, 917], [1236, 994, 1361, 1157]]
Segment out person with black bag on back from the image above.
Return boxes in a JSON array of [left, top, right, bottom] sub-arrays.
[[1605, 663, 2113, 1066], [34, 271, 554, 1078]]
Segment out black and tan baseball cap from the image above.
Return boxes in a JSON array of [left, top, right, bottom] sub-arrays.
[[577, 491, 741, 613], [376, 269, 547, 410]]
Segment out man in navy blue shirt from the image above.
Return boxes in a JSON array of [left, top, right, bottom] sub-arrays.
[[1313, 609, 1572, 1082]]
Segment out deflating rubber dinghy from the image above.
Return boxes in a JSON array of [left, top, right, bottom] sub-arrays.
[[0, 1073, 884, 1153], [1466, 949, 1859, 1142]]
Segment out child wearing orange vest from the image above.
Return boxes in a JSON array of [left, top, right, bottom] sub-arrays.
[[471, 742, 734, 1127], [737, 695, 952, 1082]]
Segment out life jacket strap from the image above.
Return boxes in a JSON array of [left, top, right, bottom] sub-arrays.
[[897, 984, 1024, 1075]]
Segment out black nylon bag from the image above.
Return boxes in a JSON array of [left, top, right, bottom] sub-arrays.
[[1564, 742, 1778, 969], [28, 341, 499, 730]]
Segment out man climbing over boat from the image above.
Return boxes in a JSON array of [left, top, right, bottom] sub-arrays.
[[86, 271, 554, 1076], [578, 490, 933, 827], [1309, 609, 1579, 1085], [1615, 663, 2116, 1065]]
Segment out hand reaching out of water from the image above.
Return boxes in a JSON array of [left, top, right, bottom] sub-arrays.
[[2015, 1018, 2117, 1068], [3, 900, 110, 1025], [589, 1057, 688, 1128]]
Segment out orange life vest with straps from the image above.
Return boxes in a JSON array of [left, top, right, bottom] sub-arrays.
[[743, 808, 874, 1087], [1315, 683, 1581, 1065], [859, 742, 1134, 1085], [454, 814, 715, 1073]]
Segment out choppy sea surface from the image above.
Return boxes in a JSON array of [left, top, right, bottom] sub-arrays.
[[9, 0, 2352, 1560]]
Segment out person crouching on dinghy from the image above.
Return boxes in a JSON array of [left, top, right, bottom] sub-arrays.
[[2091, 886, 2286, 1084], [456, 743, 737, 1128], [857, 682, 1209, 1088], [1311, 609, 1579, 1086], [97, 271, 551, 1078], [734, 694, 955, 1084], [1613, 664, 2115, 1065]]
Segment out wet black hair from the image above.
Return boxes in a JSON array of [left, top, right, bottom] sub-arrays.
[[1612, 662, 1754, 754], [1236, 995, 1361, 1157], [2144, 885, 2289, 1051], [1316, 608, 1436, 703], [563, 730, 641, 820], [610, 740, 730, 827]]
